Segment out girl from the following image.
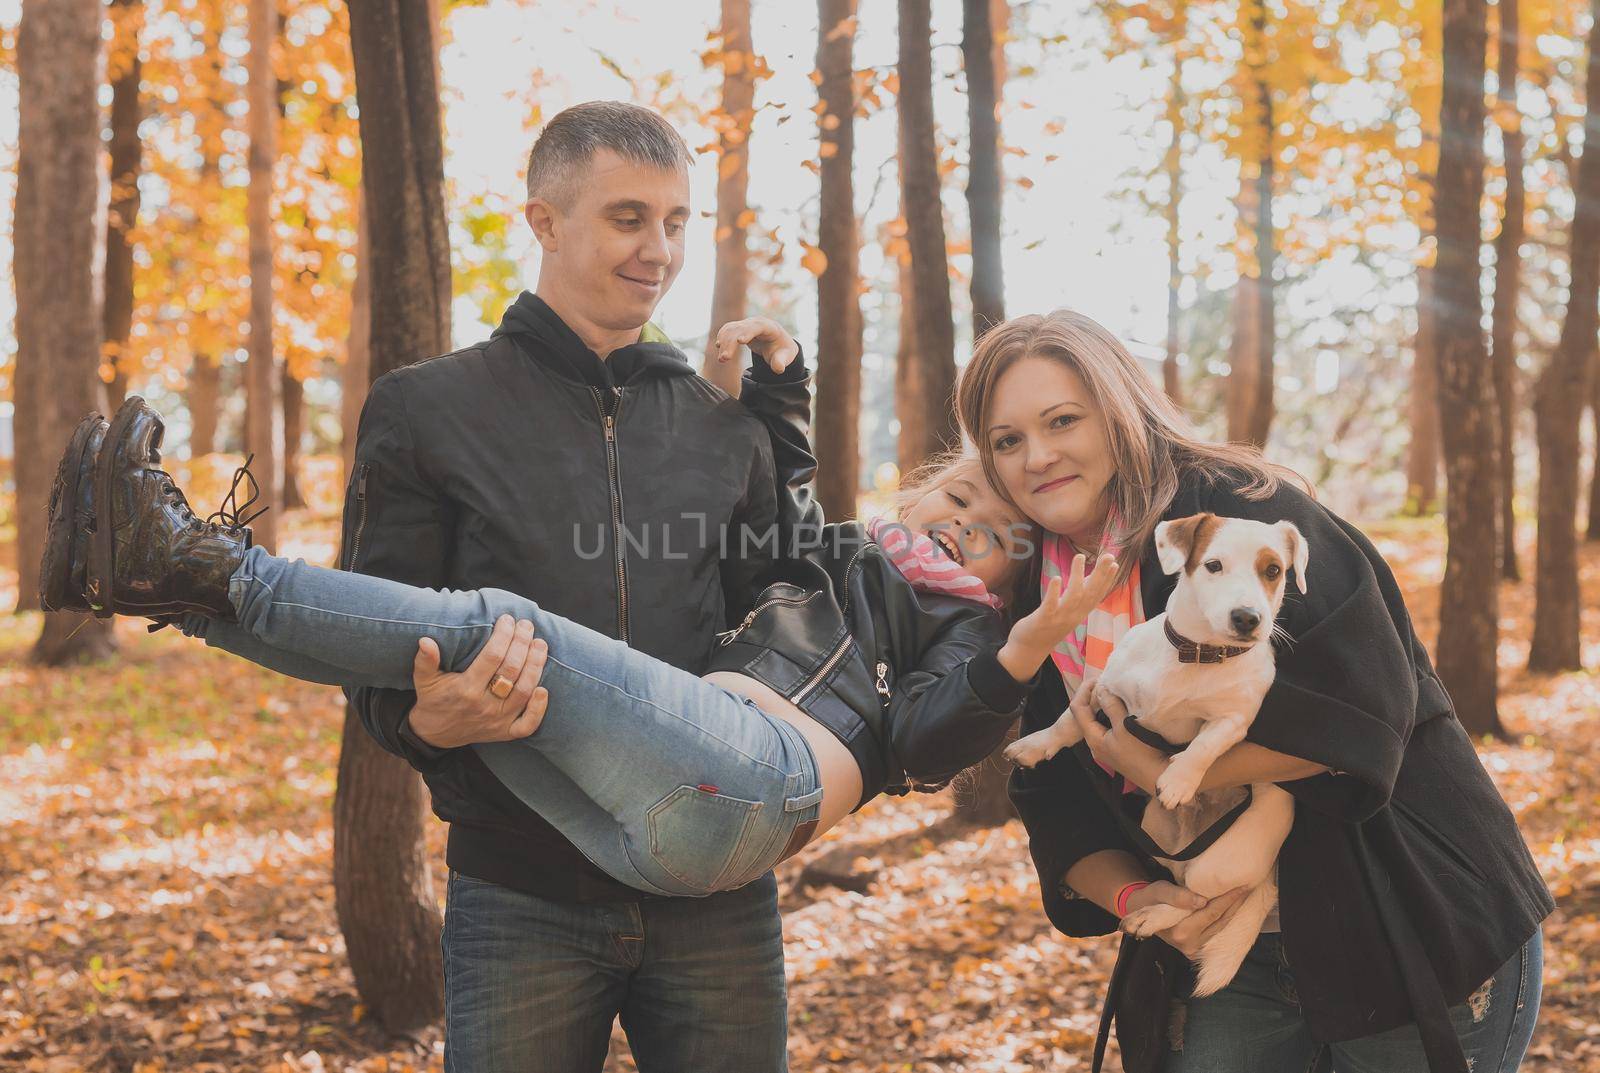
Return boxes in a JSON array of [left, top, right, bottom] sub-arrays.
[[953, 309, 1550, 1073], [42, 389, 1179, 910]]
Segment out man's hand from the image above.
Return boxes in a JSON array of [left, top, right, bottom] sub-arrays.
[[702, 316, 800, 394], [404, 615, 550, 749], [996, 552, 1119, 681]]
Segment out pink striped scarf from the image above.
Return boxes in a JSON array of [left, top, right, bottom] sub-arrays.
[[867, 518, 1004, 611], [1042, 530, 1144, 695]]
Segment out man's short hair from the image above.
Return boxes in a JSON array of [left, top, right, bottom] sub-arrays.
[[525, 101, 693, 211]]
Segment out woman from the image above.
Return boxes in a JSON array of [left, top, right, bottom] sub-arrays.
[[952, 310, 1550, 1073], [44, 387, 1195, 909]]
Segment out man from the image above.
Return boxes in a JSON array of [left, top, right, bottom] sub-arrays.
[[344, 101, 807, 1072]]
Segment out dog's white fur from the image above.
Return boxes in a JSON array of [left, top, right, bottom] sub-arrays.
[[1005, 513, 1307, 996]]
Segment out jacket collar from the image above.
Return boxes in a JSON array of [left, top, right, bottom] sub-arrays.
[[491, 291, 695, 390]]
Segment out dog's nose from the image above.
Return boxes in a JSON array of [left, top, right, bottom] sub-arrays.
[[1230, 608, 1262, 635]]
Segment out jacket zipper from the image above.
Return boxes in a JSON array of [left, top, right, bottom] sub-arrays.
[[348, 464, 371, 569], [717, 592, 816, 646], [875, 661, 891, 702], [789, 544, 869, 706], [592, 386, 630, 644]]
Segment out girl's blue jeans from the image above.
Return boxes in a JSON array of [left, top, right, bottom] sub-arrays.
[[182, 547, 823, 898]]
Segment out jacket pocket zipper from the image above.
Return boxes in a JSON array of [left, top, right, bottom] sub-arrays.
[[347, 464, 371, 570], [717, 591, 817, 646], [788, 544, 869, 706]]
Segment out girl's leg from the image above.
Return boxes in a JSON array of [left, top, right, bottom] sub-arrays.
[[192, 547, 824, 898], [1327, 930, 1544, 1073]]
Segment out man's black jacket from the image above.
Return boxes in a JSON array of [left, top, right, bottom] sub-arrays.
[[341, 292, 795, 902]]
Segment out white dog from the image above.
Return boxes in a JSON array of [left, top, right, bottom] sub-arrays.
[[1006, 512, 1307, 996]]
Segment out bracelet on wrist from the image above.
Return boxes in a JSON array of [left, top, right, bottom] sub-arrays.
[[1114, 880, 1150, 917]]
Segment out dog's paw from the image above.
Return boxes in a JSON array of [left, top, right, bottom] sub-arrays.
[[1119, 903, 1193, 938], [1005, 732, 1062, 768], [1156, 761, 1204, 808]]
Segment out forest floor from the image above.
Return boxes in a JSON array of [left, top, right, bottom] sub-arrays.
[[2, 462, 1597, 1072]]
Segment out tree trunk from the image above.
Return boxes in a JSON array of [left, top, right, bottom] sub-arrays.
[[954, 0, 1015, 825], [246, 0, 280, 552], [103, 0, 144, 412], [963, 0, 1004, 336], [341, 0, 454, 1034], [343, 194, 372, 486], [189, 354, 220, 458], [894, 228, 925, 477], [14, 0, 116, 662], [1528, 0, 1600, 674], [1163, 49, 1186, 407], [281, 367, 306, 509], [815, 0, 862, 522], [1227, 8, 1275, 448], [1433, 0, 1503, 736], [706, 0, 754, 353], [897, 0, 959, 465], [1407, 265, 1442, 514], [1589, 352, 1600, 541], [1491, 0, 1524, 580]]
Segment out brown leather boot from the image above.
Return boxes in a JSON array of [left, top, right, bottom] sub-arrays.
[[38, 411, 108, 612], [84, 396, 257, 620]]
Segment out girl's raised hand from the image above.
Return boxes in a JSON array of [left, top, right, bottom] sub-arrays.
[[996, 552, 1119, 680]]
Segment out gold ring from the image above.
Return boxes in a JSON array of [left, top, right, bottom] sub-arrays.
[[489, 674, 516, 699]]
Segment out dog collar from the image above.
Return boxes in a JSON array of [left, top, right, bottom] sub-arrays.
[[1163, 619, 1253, 664]]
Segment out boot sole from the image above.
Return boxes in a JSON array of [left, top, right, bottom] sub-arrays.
[[87, 396, 159, 617], [38, 412, 105, 612]]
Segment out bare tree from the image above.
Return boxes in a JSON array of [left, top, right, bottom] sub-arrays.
[[189, 355, 221, 457], [343, 195, 372, 486], [1162, 35, 1187, 407], [1407, 265, 1441, 514], [1528, 0, 1600, 674], [1226, 0, 1276, 448], [1490, 0, 1525, 579], [281, 367, 306, 509], [246, 0, 281, 552], [815, 0, 863, 521], [13, 0, 116, 663], [956, 0, 1015, 828], [1433, 0, 1504, 736], [706, 0, 755, 352], [339, 0, 454, 1033], [963, 0, 1005, 335], [103, 0, 144, 411], [897, 0, 959, 465]]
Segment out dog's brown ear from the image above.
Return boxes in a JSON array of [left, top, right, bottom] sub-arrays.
[[1276, 520, 1309, 593], [1154, 513, 1211, 576]]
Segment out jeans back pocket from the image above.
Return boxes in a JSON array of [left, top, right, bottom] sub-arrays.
[[646, 785, 765, 895]]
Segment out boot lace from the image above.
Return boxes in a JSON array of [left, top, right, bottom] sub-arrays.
[[205, 454, 269, 530]]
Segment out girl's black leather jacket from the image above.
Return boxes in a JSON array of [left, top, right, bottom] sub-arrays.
[[710, 361, 1031, 807]]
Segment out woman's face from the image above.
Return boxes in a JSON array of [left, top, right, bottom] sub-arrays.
[[900, 471, 1025, 593], [983, 356, 1115, 546]]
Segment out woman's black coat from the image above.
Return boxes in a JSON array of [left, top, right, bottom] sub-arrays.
[[1012, 469, 1552, 1068]]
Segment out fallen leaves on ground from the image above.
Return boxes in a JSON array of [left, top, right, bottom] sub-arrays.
[[1, 508, 1596, 1071]]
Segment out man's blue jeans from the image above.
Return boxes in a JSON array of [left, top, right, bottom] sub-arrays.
[[442, 869, 789, 1072]]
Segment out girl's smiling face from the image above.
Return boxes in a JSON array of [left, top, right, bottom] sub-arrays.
[[899, 469, 1026, 593], [984, 356, 1116, 547]]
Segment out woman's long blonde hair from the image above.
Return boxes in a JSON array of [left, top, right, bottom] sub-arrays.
[[953, 309, 1308, 588]]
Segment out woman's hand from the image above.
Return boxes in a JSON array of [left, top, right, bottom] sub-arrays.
[[1148, 885, 1251, 958], [701, 316, 800, 394], [1069, 680, 1168, 794], [996, 553, 1119, 681]]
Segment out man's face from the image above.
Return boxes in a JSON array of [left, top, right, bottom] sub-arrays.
[[528, 148, 690, 332]]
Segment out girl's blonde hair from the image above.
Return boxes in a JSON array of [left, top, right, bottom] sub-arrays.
[[954, 309, 1308, 588]]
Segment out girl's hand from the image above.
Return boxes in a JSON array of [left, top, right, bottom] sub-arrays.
[[1152, 886, 1251, 958], [996, 553, 1118, 681], [702, 316, 800, 394]]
